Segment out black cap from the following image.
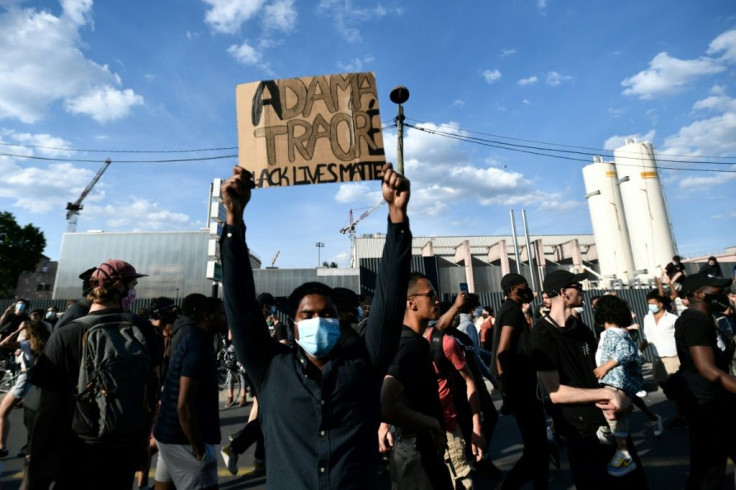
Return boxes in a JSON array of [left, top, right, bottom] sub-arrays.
[[257, 292, 275, 307], [680, 273, 732, 297], [501, 273, 528, 290], [543, 270, 588, 297]]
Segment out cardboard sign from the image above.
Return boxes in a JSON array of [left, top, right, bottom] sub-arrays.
[[236, 72, 386, 188]]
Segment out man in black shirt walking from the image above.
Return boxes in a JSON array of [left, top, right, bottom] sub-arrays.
[[529, 270, 646, 489], [220, 163, 411, 489], [493, 273, 549, 489], [380, 272, 453, 489], [674, 273, 735, 489]]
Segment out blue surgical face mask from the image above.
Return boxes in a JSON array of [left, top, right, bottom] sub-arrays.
[[15, 302, 26, 313], [270, 306, 277, 315], [473, 306, 484, 317], [296, 317, 341, 358], [357, 306, 364, 321], [648, 304, 661, 314]]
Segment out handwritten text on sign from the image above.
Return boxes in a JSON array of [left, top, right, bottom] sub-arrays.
[[236, 72, 386, 188]]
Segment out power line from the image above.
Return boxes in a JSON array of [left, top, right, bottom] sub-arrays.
[[406, 124, 736, 174], [0, 152, 237, 163], [0, 141, 237, 153]]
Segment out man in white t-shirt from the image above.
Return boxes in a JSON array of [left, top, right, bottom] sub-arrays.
[[642, 291, 679, 383]]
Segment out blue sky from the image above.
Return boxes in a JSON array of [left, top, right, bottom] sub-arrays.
[[0, 0, 734, 270]]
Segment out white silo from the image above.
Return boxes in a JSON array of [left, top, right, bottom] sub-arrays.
[[614, 138, 676, 279], [583, 157, 636, 284]]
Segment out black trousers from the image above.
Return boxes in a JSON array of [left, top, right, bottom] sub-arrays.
[[686, 399, 736, 490], [500, 397, 549, 489], [389, 434, 453, 490], [231, 418, 265, 462]]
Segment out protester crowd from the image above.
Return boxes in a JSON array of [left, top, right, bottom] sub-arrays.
[[0, 166, 734, 489]]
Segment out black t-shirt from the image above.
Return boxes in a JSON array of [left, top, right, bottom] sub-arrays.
[[387, 326, 445, 433], [0, 312, 28, 340], [154, 326, 221, 445], [530, 315, 606, 436], [675, 309, 728, 403], [273, 321, 289, 343], [665, 262, 686, 283], [492, 299, 537, 395]]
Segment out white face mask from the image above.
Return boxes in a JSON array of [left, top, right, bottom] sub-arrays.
[[573, 306, 584, 314], [648, 304, 661, 314]]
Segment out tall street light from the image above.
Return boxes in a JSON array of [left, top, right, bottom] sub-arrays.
[[315, 242, 325, 267], [390, 86, 410, 175]]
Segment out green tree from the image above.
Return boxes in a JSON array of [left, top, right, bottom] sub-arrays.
[[0, 212, 46, 297]]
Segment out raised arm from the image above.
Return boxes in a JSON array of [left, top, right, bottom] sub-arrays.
[[364, 164, 412, 374], [220, 167, 279, 390]]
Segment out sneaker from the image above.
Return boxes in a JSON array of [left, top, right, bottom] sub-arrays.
[[596, 426, 614, 445], [220, 444, 239, 475], [252, 459, 266, 476], [608, 450, 637, 477], [649, 414, 663, 437], [636, 390, 647, 398]]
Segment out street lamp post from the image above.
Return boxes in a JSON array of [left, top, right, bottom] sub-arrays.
[[390, 86, 410, 175], [315, 242, 324, 267]]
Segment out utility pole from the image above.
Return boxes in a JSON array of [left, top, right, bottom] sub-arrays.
[[315, 242, 324, 267], [390, 86, 410, 175]]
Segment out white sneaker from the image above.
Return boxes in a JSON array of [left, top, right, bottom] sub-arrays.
[[220, 443, 239, 475], [650, 414, 664, 437], [636, 390, 647, 398]]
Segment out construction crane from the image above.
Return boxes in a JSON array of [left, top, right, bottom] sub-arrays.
[[66, 158, 112, 233], [270, 250, 280, 267], [340, 201, 385, 267]]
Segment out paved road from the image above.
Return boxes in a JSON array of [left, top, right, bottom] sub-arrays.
[[0, 373, 733, 489]]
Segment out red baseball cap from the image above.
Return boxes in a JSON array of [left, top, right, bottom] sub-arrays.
[[91, 259, 147, 285]]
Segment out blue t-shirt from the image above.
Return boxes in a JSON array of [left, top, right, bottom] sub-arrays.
[[153, 326, 220, 445]]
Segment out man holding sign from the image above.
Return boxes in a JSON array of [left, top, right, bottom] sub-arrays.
[[220, 162, 411, 488]]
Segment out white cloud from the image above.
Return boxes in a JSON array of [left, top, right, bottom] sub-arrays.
[[621, 52, 724, 99], [65, 85, 143, 123], [518, 76, 538, 86], [2, 130, 73, 157], [452, 99, 465, 108], [707, 28, 736, 63], [537, 0, 547, 10], [382, 122, 575, 216], [608, 107, 627, 117], [546, 71, 571, 86], [661, 88, 736, 156], [678, 171, 736, 192], [482, 69, 502, 84], [603, 130, 656, 151], [91, 198, 191, 231], [500, 49, 516, 57], [203, 0, 266, 34], [318, 0, 402, 43], [228, 41, 261, 65], [334, 183, 372, 203], [336, 55, 375, 72], [263, 0, 297, 32], [0, 3, 142, 123], [522, 99, 531, 105]]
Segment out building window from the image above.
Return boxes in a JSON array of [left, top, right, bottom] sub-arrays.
[[36, 284, 44, 291]]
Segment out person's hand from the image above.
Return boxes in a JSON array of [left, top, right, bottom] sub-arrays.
[[470, 429, 486, 462], [381, 163, 410, 223], [453, 291, 467, 309], [593, 366, 608, 379], [595, 389, 631, 420], [378, 423, 394, 454], [221, 166, 255, 225]]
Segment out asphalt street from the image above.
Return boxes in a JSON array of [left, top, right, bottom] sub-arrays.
[[0, 369, 732, 489]]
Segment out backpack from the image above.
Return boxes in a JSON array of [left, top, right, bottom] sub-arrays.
[[72, 312, 158, 447], [426, 327, 473, 442]]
